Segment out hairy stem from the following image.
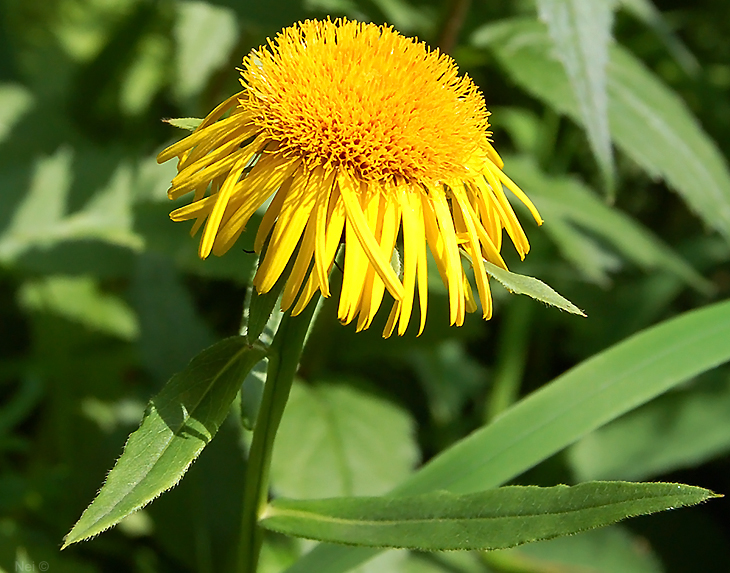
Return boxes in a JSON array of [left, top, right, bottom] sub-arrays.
[[237, 297, 320, 573]]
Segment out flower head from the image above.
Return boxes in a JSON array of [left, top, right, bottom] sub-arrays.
[[157, 18, 542, 336]]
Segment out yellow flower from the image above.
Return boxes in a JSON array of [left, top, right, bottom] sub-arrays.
[[157, 18, 542, 337]]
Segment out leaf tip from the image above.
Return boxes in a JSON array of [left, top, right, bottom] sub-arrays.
[[162, 117, 203, 131]]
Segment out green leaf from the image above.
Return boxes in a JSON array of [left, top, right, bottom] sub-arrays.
[[270, 382, 418, 498], [262, 482, 714, 550], [402, 300, 730, 495], [163, 117, 203, 131], [120, 32, 171, 117], [569, 372, 730, 481], [0, 148, 142, 261], [0, 83, 34, 144], [505, 154, 712, 293], [287, 299, 730, 572], [474, 19, 730, 242], [240, 253, 290, 430], [244, 258, 287, 344], [130, 253, 216, 381], [173, 1, 238, 101], [62, 336, 267, 548], [481, 258, 585, 316], [0, 147, 71, 260], [618, 0, 699, 75], [536, 0, 615, 191], [19, 275, 139, 340]]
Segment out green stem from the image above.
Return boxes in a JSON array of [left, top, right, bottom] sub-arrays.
[[237, 297, 320, 573]]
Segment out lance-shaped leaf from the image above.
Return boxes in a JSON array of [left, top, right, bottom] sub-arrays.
[[482, 259, 585, 316], [618, 0, 699, 75], [262, 482, 715, 550], [473, 19, 730, 242], [286, 299, 730, 572], [537, 0, 615, 192], [63, 336, 267, 548], [163, 117, 203, 131]]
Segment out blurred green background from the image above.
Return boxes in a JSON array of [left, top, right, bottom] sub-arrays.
[[1, 0, 729, 572]]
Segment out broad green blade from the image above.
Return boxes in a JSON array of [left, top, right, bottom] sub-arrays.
[[569, 373, 730, 482], [288, 299, 730, 571], [173, 2, 238, 101], [401, 301, 730, 495], [270, 382, 418, 498], [263, 483, 714, 550], [618, 0, 699, 75], [474, 19, 730, 242], [63, 336, 267, 548], [536, 0, 615, 192]]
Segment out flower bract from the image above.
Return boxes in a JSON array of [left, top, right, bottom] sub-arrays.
[[157, 18, 542, 337]]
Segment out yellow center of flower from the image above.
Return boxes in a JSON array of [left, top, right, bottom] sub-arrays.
[[240, 20, 490, 184]]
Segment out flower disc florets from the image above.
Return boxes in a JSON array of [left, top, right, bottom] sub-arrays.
[[157, 18, 543, 337], [242, 21, 488, 185]]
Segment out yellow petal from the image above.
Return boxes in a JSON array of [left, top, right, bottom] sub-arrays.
[[427, 185, 465, 326], [280, 207, 317, 311], [338, 172, 404, 302], [254, 169, 319, 293], [452, 185, 493, 319]]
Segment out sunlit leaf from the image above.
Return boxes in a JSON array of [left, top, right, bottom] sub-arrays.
[[120, 33, 170, 117], [270, 382, 418, 498], [63, 337, 267, 547], [0, 83, 34, 143], [0, 148, 143, 261], [163, 117, 203, 131], [263, 482, 714, 550], [0, 147, 71, 260], [19, 275, 139, 340], [173, 1, 238, 101], [287, 299, 730, 572], [536, 0, 615, 191], [481, 259, 585, 316], [474, 19, 730, 242], [569, 371, 730, 481]]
